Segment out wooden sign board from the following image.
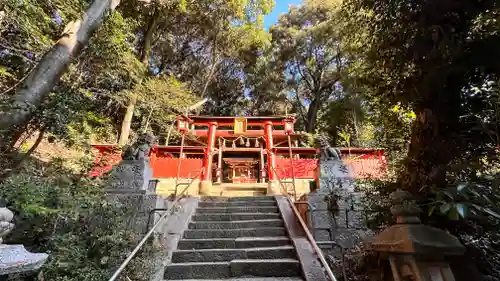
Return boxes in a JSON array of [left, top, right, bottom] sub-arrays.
[[234, 117, 247, 134]]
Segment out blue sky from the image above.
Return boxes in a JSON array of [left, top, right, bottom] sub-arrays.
[[264, 0, 302, 29]]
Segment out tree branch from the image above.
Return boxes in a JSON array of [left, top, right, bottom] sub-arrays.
[[0, 42, 38, 64], [0, 64, 38, 96], [294, 59, 314, 94]]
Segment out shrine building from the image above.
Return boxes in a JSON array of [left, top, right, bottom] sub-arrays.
[[90, 115, 386, 198]]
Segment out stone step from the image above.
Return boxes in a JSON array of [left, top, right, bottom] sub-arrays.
[[177, 237, 291, 250], [172, 246, 296, 262], [189, 219, 284, 230], [220, 190, 268, 197], [183, 227, 287, 239], [198, 201, 277, 207], [192, 212, 281, 222], [170, 277, 304, 281], [201, 196, 276, 202], [196, 206, 279, 214], [219, 183, 268, 189], [165, 259, 301, 280]]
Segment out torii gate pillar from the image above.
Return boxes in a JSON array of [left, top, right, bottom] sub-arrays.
[[199, 122, 218, 195]]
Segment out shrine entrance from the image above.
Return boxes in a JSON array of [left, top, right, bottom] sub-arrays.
[[220, 152, 261, 184]]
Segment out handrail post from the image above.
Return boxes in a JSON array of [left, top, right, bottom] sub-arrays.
[[286, 134, 297, 201], [174, 132, 186, 196]]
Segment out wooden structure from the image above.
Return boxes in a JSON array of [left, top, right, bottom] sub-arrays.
[[89, 115, 387, 196], [223, 158, 259, 183]]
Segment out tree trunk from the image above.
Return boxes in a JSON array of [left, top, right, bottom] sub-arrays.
[[352, 107, 360, 146], [140, 10, 160, 67], [142, 107, 153, 133], [165, 122, 174, 146], [200, 33, 220, 99], [398, 106, 453, 194], [201, 54, 221, 98], [305, 97, 320, 133], [6, 125, 28, 153], [120, 12, 159, 144], [119, 95, 137, 146], [18, 129, 45, 164], [0, 0, 121, 143], [0, 129, 45, 181]]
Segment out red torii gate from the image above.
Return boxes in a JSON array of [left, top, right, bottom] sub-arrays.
[[90, 114, 387, 197], [89, 144, 386, 180]]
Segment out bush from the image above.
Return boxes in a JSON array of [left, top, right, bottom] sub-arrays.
[[0, 158, 158, 281]]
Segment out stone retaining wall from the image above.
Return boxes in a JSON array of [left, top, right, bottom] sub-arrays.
[[105, 157, 200, 281], [307, 159, 373, 262]]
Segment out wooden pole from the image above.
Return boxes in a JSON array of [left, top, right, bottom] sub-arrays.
[[217, 138, 222, 183], [201, 122, 217, 182], [260, 144, 265, 183], [264, 121, 275, 181]]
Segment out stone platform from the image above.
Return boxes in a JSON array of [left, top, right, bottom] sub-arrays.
[[0, 244, 48, 276]]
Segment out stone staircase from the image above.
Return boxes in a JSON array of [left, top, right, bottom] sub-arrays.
[[213, 183, 268, 197], [164, 196, 305, 280]]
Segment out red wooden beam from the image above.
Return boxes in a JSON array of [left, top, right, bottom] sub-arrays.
[[90, 144, 384, 157], [274, 147, 318, 155], [187, 116, 293, 126], [155, 146, 205, 154], [91, 144, 119, 152], [338, 148, 385, 155], [191, 130, 302, 137]]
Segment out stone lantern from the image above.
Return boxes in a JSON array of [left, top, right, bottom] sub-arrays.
[[368, 189, 465, 281], [0, 207, 48, 278]]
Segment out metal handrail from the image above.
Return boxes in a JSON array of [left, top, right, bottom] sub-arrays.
[[286, 134, 298, 201], [263, 150, 297, 200], [269, 165, 338, 281], [107, 167, 205, 281], [265, 149, 297, 200]]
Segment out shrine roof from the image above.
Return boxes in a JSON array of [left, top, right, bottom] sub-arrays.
[[185, 115, 294, 125], [188, 115, 289, 120], [190, 130, 303, 139]]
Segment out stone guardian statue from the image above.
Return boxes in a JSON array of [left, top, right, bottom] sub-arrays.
[[122, 132, 156, 161], [317, 133, 342, 161]]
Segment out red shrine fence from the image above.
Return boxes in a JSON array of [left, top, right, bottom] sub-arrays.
[[151, 157, 203, 178], [89, 146, 386, 180]]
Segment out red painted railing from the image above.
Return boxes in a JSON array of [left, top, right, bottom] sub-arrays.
[[274, 159, 318, 179], [89, 146, 386, 179], [152, 158, 203, 178]]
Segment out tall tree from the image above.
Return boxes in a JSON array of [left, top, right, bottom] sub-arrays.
[[0, 0, 123, 150], [344, 0, 500, 191], [270, 2, 346, 132], [244, 50, 289, 116], [139, 0, 274, 115]]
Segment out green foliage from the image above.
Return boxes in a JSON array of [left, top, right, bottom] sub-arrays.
[[86, 11, 145, 88], [0, 158, 158, 281], [268, 1, 346, 132], [125, 75, 198, 134], [2, 0, 84, 51], [0, 0, 499, 278], [427, 182, 500, 221], [1, 0, 146, 148], [341, 0, 500, 192]]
